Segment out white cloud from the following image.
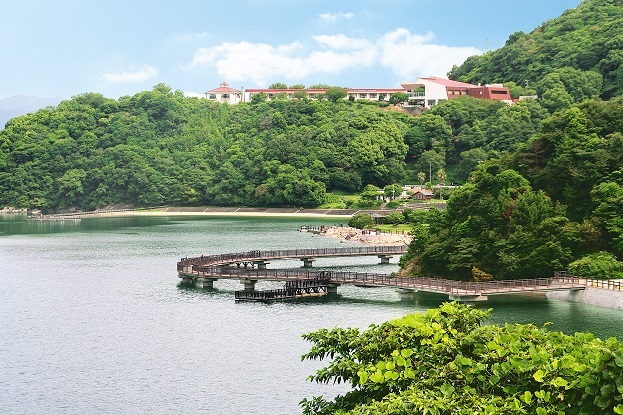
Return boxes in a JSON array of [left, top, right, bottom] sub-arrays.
[[187, 29, 481, 86], [313, 34, 370, 50], [101, 65, 159, 83], [319, 12, 354, 22], [377, 28, 481, 80]]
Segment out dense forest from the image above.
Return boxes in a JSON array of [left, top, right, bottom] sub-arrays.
[[0, 83, 557, 212], [0, 86, 412, 210], [449, 0, 623, 99]]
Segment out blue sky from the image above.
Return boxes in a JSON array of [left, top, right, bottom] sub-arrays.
[[1, 0, 581, 100]]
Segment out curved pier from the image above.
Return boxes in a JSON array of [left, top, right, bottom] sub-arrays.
[[177, 247, 590, 302]]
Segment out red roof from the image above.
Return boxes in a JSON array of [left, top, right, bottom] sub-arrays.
[[419, 77, 474, 88], [244, 87, 405, 94], [206, 82, 241, 94]]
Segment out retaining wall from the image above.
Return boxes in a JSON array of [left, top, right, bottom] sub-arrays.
[[547, 287, 623, 310]]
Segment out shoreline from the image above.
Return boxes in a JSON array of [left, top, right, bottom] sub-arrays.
[[29, 206, 401, 220], [81, 209, 353, 219]]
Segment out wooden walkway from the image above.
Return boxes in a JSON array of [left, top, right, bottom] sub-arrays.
[[177, 248, 597, 302]]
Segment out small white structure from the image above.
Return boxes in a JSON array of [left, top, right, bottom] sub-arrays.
[[205, 82, 243, 104]]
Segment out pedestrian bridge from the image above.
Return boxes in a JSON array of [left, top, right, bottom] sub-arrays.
[[177, 247, 590, 303]]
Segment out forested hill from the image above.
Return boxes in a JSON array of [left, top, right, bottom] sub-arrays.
[[448, 0, 623, 99], [0, 85, 411, 211]]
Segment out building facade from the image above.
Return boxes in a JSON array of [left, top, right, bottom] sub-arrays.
[[204, 77, 512, 107], [401, 76, 512, 108], [204, 82, 243, 104]]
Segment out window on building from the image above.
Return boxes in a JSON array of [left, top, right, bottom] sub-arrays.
[[428, 99, 436, 107], [370, 93, 377, 98], [222, 94, 229, 99], [268, 94, 274, 99], [209, 94, 216, 99], [359, 94, 366, 98], [308, 93, 315, 98], [491, 90, 508, 95]]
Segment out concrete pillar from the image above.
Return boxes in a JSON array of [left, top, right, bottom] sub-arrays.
[[326, 283, 340, 295], [253, 260, 270, 270], [241, 279, 257, 292], [566, 288, 583, 302], [202, 278, 217, 289], [449, 294, 488, 304], [300, 257, 316, 268], [180, 274, 195, 285], [378, 254, 393, 264], [398, 288, 416, 301]]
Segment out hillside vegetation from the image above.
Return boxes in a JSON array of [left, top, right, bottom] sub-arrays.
[[449, 0, 623, 98], [0, 86, 412, 211]]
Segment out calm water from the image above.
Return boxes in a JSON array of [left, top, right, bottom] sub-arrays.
[[1, 214, 623, 415]]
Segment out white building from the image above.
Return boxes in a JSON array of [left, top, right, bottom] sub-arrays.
[[401, 77, 512, 108], [204, 82, 243, 104], [203, 78, 511, 107]]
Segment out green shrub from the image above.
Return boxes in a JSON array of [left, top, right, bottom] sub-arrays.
[[567, 251, 623, 279], [348, 213, 374, 229]]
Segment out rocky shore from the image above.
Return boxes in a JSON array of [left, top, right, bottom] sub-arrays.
[[312, 225, 412, 245]]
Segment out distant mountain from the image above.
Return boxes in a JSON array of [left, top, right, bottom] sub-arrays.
[[448, 0, 623, 98], [0, 95, 63, 129]]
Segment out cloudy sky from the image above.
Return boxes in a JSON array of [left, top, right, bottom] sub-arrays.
[[1, 0, 580, 100]]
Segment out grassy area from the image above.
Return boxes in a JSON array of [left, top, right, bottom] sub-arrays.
[[319, 191, 360, 209]]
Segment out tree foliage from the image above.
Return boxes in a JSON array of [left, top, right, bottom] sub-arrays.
[[301, 302, 623, 415], [0, 85, 410, 211], [448, 0, 623, 99]]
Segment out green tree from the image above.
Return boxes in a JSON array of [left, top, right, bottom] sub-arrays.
[[416, 171, 426, 187], [301, 302, 623, 415], [348, 213, 373, 229], [567, 251, 623, 279], [383, 183, 402, 200], [250, 92, 268, 104], [268, 82, 288, 89], [325, 87, 347, 102], [309, 84, 331, 89], [388, 92, 409, 106]]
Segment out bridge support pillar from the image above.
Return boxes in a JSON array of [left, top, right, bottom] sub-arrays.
[[180, 274, 195, 285], [566, 288, 583, 302], [300, 257, 316, 268], [253, 260, 270, 270], [202, 278, 218, 289], [378, 254, 393, 264], [398, 288, 417, 301], [241, 279, 258, 292], [326, 283, 340, 295], [449, 294, 488, 305]]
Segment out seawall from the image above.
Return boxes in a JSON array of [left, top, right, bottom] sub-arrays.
[[547, 287, 623, 310]]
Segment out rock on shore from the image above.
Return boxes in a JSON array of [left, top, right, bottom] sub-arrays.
[[318, 226, 412, 245]]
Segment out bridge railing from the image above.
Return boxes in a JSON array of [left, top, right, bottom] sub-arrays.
[[554, 271, 622, 291], [178, 246, 408, 269], [188, 267, 586, 295]]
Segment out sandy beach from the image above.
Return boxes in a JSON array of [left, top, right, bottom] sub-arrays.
[[87, 206, 357, 219], [31, 206, 404, 220]]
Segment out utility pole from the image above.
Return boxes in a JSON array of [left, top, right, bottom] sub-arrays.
[[429, 161, 432, 188]]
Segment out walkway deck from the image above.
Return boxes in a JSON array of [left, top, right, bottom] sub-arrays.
[[177, 248, 591, 302]]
